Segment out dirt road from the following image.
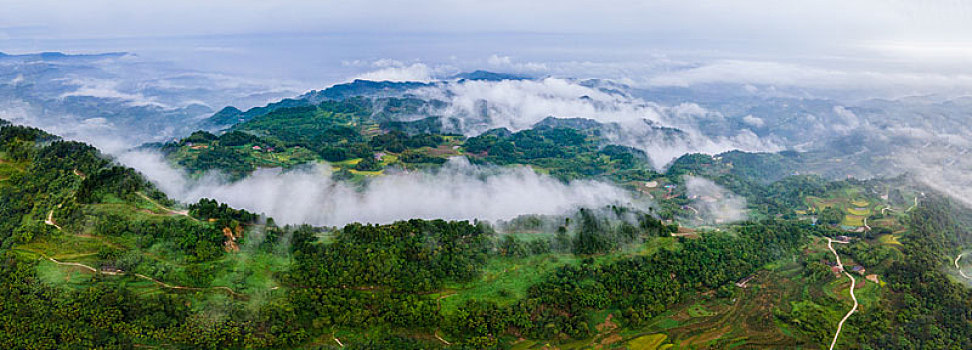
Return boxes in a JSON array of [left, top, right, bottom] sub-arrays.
[[136, 192, 190, 216], [955, 253, 971, 279], [44, 210, 62, 231], [826, 238, 858, 350], [906, 196, 918, 212], [41, 253, 244, 298]]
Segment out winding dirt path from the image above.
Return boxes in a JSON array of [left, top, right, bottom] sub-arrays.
[[134, 273, 245, 298], [906, 196, 918, 212], [955, 253, 971, 279], [432, 293, 456, 345], [434, 330, 452, 345], [44, 210, 62, 231], [684, 206, 700, 216], [40, 253, 245, 298], [136, 192, 190, 217], [46, 256, 120, 275], [826, 238, 858, 350]]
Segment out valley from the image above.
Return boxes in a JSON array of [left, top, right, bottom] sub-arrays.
[[4, 112, 971, 349]]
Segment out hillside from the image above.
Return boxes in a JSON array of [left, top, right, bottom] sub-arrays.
[[154, 97, 657, 183], [4, 118, 972, 349]]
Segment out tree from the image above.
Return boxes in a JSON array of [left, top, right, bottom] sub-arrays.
[[819, 206, 843, 226]]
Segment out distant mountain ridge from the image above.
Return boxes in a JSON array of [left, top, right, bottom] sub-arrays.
[[0, 51, 130, 60]]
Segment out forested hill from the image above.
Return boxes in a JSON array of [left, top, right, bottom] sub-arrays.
[[153, 97, 659, 182], [4, 118, 972, 348]]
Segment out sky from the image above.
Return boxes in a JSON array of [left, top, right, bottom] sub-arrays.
[[2, 1, 971, 92]]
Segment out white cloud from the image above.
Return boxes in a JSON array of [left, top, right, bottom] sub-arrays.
[[59, 78, 167, 108], [487, 54, 547, 72], [646, 60, 972, 97], [353, 62, 433, 82], [684, 175, 748, 224], [120, 155, 643, 226], [413, 78, 782, 168], [742, 115, 764, 127]]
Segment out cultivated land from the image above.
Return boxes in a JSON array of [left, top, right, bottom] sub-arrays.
[[3, 114, 969, 349]]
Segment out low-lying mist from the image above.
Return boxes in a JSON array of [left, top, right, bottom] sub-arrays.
[[119, 153, 644, 226], [413, 78, 783, 168], [683, 176, 748, 225]]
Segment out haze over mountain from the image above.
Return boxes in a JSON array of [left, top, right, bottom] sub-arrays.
[[3, 2, 972, 348], [4, 48, 972, 224]]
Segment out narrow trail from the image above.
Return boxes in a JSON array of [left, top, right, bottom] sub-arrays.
[[136, 192, 190, 217], [44, 209, 62, 231], [434, 330, 452, 345], [684, 206, 700, 216], [826, 238, 858, 350], [40, 253, 245, 298], [134, 273, 246, 298], [906, 196, 918, 212], [863, 217, 871, 232], [46, 256, 120, 275], [433, 293, 456, 345], [42, 209, 124, 247], [955, 253, 971, 279]]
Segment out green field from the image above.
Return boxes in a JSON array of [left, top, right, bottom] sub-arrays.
[[441, 253, 581, 312]]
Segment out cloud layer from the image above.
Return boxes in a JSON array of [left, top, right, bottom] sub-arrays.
[[119, 154, 642, 226], [414, 78, 782, 168], [684, 176, 748, 225]]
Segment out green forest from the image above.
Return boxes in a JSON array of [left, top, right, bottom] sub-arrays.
[[150, 98, 655, 183], [2, 117, 972, 349]]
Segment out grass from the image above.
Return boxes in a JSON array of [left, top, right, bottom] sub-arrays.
[[440, 253, 581, 313], [332, 158, 362, 166], [635, 236, 681, 256], [877, 234, 903, 246], [626, 334, 669, 350], [35, 259, 93, 289], [15, 234, 117, 264], [348, 169, 384, 176], [842, 215, 865, 227], [650, 317, 682, 330], [209, 247, 290, 296], [855, 275, 883, 309], [0, 156, 26, 183], [510, 339, 538, 350], [687, 302, 717, 317]]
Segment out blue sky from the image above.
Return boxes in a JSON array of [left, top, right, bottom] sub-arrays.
[[2, 1, 971, 93]]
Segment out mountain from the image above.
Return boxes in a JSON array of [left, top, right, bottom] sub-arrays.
[[5, 116, 972, 349], [450, 70, 529, 81], [300, 79, 433, 104], [0, 51, 299, 149], [199, 106, 244, 129], [0, 51, 129, 61]]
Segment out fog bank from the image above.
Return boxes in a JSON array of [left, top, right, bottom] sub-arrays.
[[119, 153, 642, 226], [684, 176, 748, 225], [414, 78, 783, 168]]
